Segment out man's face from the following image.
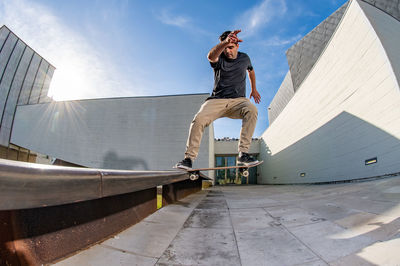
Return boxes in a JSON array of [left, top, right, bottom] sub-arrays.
[[223, 43, 239, 59]]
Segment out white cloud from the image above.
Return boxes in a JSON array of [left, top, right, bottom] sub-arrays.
[[261, 34, 302, 47], [235, 0, 287, 37], [156, 9, 191, 28], [154, 8, 212, 38], [0, 0, 137, 101]]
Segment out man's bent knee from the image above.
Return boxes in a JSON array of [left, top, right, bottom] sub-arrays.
[[249, 104, 258, 117], [242, 104, 258, 119], [192, 114, 211, 127]]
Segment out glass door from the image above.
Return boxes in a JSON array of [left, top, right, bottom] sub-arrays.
[[215, 155, 258, 185]]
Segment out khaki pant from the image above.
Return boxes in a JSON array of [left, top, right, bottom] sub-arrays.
[[185, 97, 258, 160]]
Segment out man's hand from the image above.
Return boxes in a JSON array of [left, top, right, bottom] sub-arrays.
[[248, 69, 260, 104], [250, 90, 261, 104], [208, 29, 243, 63], [226, 30, 243, 44]]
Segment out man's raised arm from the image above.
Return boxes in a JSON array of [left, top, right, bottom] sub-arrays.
[[207, 30, 242, 63], [248, 69, 261, 104]]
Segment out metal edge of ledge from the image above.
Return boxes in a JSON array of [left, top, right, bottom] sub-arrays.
[[101, 170, 188, 197], [0, 158, 188, 211]]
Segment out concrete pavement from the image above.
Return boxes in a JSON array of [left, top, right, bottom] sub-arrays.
[[54, 176, 400, 266]]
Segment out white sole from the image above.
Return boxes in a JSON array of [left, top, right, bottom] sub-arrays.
[[174, 165, 192, 170], [237, 160, 259, 167]]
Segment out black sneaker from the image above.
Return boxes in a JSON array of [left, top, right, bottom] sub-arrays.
[[174, 158, 192, 170], [237, 152, 259, 166]]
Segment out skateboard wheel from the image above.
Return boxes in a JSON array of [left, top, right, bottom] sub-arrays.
[[242, 170, 249, 178], [190, 174, 198, 181]]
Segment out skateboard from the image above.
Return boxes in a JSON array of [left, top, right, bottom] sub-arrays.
[[183, 161, 263, 181]]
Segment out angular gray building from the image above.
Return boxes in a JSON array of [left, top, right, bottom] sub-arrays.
[[0, 25, 55, 161]]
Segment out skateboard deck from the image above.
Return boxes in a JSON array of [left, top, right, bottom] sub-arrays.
[[183, 160, 263, 181]]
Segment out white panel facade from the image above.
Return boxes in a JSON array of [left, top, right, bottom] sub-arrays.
[[286, 2, 349, 91], [214, 140, 260, 155], [260, 0, 400, 184], [11, 94, 212, 171]]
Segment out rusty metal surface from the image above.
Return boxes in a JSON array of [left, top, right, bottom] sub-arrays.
[[0, 158, 187, 210], [0, 188, 157, 266], [0, 211, 21, 266], [162, 178, 203, 206]]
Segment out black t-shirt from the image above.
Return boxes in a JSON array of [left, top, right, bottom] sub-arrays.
[[208, 52, 253, 100]]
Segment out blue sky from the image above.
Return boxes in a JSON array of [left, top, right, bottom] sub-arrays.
[[0, 0, 348, 138]]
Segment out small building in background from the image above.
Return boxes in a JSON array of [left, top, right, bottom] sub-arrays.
[[214, 138, 260, 185]]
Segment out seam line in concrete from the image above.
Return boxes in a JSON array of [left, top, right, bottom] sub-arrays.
[[278, 220, 327, 229], [227, 204, 289, 210], [154, 190, 210, 265], [225, 193, 243, 266], [293, 258, 328, 266], [187, 226, 233, 229], [263, 208, 330, 265], [100, 243, 159, 259]]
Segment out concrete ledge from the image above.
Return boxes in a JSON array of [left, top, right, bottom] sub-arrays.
[[0, 158, 204, 265], [0, 159, 101, 210], [0, 158, 187, 210]]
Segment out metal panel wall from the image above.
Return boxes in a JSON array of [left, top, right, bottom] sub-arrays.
[[40, 66, 54, 103], [29, 60, 49, 104], [0, 40, 24, 115], [0, 46, 33, 146], [0, 31, 18, 79], [0, 40, 26, 145], [362, 0, 400, 21], [11, 94, 212, 171], [17, 53, 41, 105], [0, 26, 10, 48], [0, 25, 55, 147]]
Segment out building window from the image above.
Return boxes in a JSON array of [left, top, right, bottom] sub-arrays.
[[215, 155, 258, 185]]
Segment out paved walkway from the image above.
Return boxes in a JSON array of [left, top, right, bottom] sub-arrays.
[[54, 176, 400, 266]]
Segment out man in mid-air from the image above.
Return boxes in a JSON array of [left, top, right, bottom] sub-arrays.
[[175, 30, 261, 170]]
